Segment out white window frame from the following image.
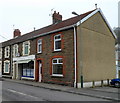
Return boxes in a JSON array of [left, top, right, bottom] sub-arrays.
[[4, 60, 10, 73], [54, 34, 62, 51], [13, 44, 18, 57], [23, 41, 30, 56], [52, 58, 63, 77], [5, 46, 10, 58], [0, 48, 2, 59], [37, 39, 42, 53], [0, 61, 2, 76]]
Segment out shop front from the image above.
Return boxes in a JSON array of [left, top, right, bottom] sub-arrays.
[[13, 55, 35, 80]]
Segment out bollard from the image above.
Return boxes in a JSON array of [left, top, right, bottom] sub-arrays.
[[107, 79, 109, 86], [92, 81, 95, 88], [101, 80, 103, 87]]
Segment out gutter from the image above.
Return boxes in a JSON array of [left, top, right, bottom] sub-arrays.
[[32, 25, 74, 39]]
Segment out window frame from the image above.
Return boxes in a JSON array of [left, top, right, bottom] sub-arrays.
[[0, 48, 2, 59], [52, 58, 63, 77], [22, 61, 34, 78], [5, 46, 10, 58], [54, 34, 62, 51], [0, 61, 2, 76], [37, 39, 42, 53], [13, 44, 18, 57], [23, 41, 30, 56], [4, 60, 10, 73]]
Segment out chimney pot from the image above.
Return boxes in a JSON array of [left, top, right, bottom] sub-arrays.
[[52, 11, 62, 24], [13, 29, 21, 38]]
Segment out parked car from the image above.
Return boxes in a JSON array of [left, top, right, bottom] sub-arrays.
[[110, 78, 120, 87]]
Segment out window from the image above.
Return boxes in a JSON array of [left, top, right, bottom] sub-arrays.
[[25, 44, 28, 54], [37, 39, 42, 53], [13, 44, 18, 57], [0, 62, 2, 76], [5, 46, 10, 58], [0, 48, 2, 59], [23, 41, 30, 55], [22, 61, 34, 78], [52, 58, 63, 76], [54, 34, 61, 51], [4, 61, 10, 73]]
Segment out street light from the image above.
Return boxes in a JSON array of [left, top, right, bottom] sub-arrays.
[[72, 11, 79, 16], [72, 11, 83, 88]]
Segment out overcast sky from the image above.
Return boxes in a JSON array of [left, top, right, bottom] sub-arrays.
[[0, 0, 119, 42]]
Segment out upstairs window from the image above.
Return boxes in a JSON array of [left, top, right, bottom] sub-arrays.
[[37, 39, 42, 53], [5, 46, 10, 58], [13, 44, 18, 57], [52, 58, 63, 77], [0, 48, 2, 59], [23, 41, 30, 55], [54, 34, 61, 51], [25, 44, 28, 54]]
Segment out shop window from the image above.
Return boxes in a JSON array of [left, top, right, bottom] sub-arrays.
[[22, 61, 34, 78]]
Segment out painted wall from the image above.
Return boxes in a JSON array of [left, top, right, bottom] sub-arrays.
[[77, 12, 116, 82]]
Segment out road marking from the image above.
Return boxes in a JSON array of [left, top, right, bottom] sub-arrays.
[[7, 89, 38, 99]]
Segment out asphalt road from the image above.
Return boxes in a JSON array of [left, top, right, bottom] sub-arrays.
[[2, 81, 109, 102]]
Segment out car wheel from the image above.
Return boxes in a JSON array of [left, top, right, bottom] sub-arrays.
[[115, 82, 120, 88]]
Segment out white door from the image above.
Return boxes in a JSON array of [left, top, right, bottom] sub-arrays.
[[39, 61, 42, 82]]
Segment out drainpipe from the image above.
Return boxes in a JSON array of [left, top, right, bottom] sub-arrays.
[[73, 25, 77, 88]]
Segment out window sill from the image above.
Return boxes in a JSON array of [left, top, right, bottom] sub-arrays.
[[52, 50, 62, 53], [51, 74, 64, 78], [54, 49, 61, 52], [23, 54, 29, 56], [37, 52, 42, 55], [5, 56, 9, 58], [3, 72, 9, 74]]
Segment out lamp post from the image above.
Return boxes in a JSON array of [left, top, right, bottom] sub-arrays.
[[72, 11, 83, 88]]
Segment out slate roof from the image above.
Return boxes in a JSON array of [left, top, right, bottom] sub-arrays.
[[2, 9, 96, 47]]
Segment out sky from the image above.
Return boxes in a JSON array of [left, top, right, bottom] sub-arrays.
[[0, 0, 119, 42]]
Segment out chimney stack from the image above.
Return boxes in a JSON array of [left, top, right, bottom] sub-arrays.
[[13, 29, 21, 38], [52, 11, 62, 24]]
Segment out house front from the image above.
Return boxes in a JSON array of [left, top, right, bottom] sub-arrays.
[[0, 8, 116, 88]]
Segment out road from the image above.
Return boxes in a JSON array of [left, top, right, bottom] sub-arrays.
[[2, 81, 109, 102]]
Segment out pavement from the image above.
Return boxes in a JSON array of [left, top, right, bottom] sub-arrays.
[[1, 78, 120, 102]]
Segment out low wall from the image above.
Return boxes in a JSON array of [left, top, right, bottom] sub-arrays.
[[77, 79, 110, 88]]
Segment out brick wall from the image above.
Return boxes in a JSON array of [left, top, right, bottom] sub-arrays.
[[31, 28, 75, 86]]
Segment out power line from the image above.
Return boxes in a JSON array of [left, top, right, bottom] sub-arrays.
[[0, 34, 8, 40]]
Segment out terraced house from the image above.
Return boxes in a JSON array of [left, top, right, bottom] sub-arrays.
[[0, 8, 116, 88]]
